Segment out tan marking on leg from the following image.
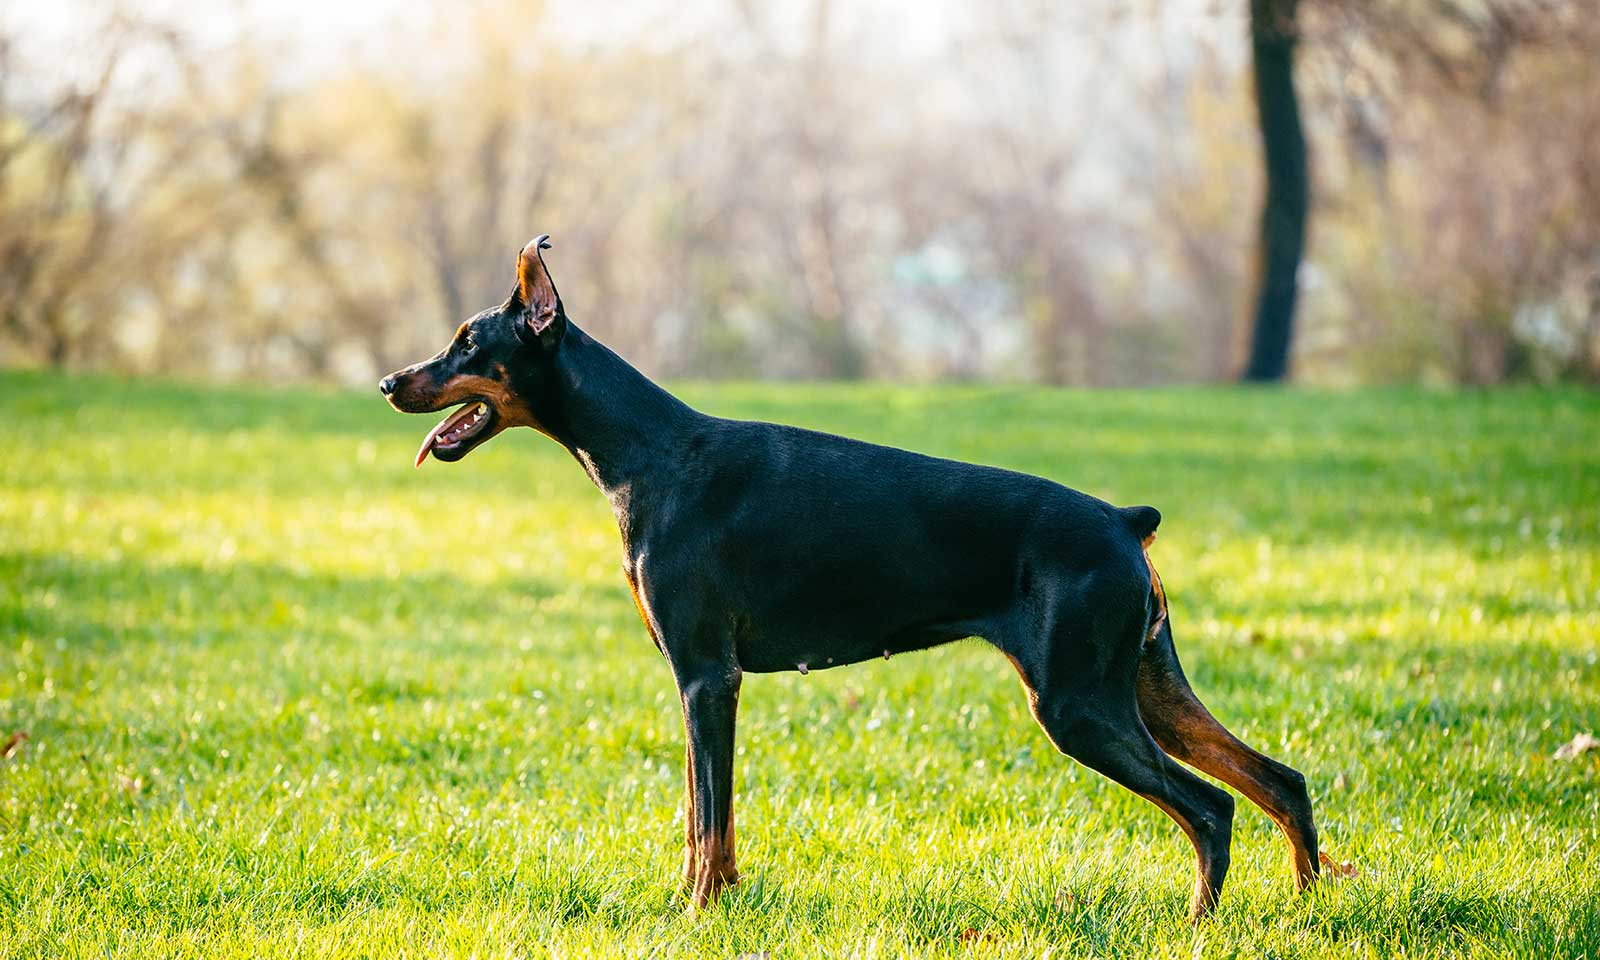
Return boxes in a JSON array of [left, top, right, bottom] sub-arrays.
[[688, 816, 739, 911], [1137, 642, 1321, 891], [678, 742, 699, 898], [626, 574, 667, 657], [1142, 538, 1169, 645], [1002, 650, 1045, 724]]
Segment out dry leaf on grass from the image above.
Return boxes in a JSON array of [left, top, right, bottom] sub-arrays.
[[960, 927, 999, 944], [1319, 851, 1359, 878], [1, 732, 27, 760], [1553, 732, 1599, 761]]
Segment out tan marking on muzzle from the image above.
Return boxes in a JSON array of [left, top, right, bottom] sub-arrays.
[[432, 371, 532, 426]]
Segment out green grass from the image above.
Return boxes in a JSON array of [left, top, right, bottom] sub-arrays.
[[1, 369, 1597, 958]]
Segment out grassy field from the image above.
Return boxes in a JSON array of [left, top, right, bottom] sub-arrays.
[[1, 370, 1597, 958]]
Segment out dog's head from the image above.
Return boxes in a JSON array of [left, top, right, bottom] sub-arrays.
[[380, 235, 567, 466]]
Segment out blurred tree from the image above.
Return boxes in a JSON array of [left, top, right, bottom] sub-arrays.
[[0, 14, 210, 370], [1241, 0, 1307, 382], [0, 20, 127, 367], [1303, 0, 1600, 383]]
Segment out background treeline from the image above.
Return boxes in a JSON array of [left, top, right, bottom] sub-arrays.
[[2, 0, 1597, 386]]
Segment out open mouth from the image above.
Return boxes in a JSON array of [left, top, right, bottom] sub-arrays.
[[415, 400, 495, 467]]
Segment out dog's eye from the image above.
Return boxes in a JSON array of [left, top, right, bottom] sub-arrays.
[[461, 337, 477, 355]]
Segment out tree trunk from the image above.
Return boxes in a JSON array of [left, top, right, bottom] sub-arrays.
[[1242, 0, 1308, 382], [42, 304, 70, 368]]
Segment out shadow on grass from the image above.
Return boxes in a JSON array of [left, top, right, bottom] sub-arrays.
[[2, 549, 569, 656]]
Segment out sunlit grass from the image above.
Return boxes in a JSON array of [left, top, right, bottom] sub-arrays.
[[1, 370, 1597, 958]]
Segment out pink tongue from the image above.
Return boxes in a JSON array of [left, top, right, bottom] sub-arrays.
[[414, 411, 458, 468]]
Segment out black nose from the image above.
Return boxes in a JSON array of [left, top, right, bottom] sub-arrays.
[[378, 375, 397, 396]]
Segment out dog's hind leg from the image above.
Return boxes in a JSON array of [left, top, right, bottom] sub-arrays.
[[1013, 598, 1235, 922], [1136, 616, 1321, 890], [1033, 688, 1235, 921]]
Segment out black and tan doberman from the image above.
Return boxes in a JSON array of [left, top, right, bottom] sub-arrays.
[[379, 236, 1320, 921]]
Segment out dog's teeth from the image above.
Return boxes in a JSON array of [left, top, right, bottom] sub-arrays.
[[796, 662, 808, 675], [475, 403, 487, 415], [883, 650, 891, 660]]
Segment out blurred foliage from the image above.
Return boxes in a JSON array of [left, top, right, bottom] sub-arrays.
[[0, 0, 1596, 385]]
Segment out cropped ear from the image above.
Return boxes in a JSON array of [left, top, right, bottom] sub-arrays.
[[514, 235, 565, 345]]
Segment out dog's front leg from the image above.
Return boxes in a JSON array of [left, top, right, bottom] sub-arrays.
[[677, 661, 742, 911], [676, 742, 698, 898]]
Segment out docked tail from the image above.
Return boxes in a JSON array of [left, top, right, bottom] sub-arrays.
[[1119, 504, 1161, 546]]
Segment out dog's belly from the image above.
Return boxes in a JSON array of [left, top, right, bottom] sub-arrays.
[[718, 523, 1022, 675], [733, 615, 992, 674]]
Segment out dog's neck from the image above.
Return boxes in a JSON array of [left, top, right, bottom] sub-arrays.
[[529, 323, 702, 507]]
